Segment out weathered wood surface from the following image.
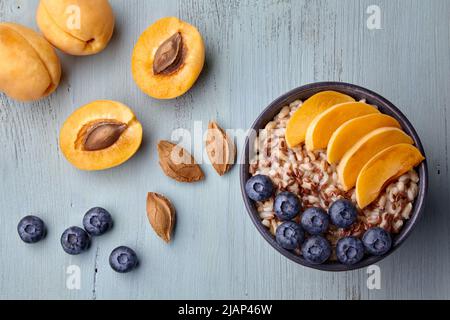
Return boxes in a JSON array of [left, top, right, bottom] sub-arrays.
[[1, 0, 449, 299]]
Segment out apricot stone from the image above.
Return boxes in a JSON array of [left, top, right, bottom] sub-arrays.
[[36, 0, 115, 56], [131, 17, 205, 99], [0, 23, 61, 102], [60, 100, 143, 171]]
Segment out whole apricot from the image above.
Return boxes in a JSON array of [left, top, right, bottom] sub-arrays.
[[132, 17, 205, 99], [0, 23, 61, 102], [36, 0, 115, 56], [60, 100, 143, 171]]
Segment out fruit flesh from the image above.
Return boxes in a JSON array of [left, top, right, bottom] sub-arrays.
[[0, 23, 61, 101], [36, 0, 115, 55], [305, 102, 380, 151], [337, 127, 414, 191], [60, 100, 143, 171], [327, 113, 401, 164], [356, 144, 425, 208], [131, 17, 205, 99], [285, 91, 355, 148]]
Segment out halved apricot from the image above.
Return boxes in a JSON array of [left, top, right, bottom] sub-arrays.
[[285, 91, 355, 148], [131, 17, 205, 99], [60, 100, 143, 171], [305, 102, 380, 151], [337, 127, 413, 191], [356, 144, 425, 208], [327, 114, 401, 164]]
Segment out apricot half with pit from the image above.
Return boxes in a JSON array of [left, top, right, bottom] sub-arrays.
[[36, 0, 115, 56], [60, 100, 143, 171], [131, 17, 205, 99], [0, 23, 61, 101]]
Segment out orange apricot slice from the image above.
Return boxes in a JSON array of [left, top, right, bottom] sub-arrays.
[[60, 100, 143, 171], [337, 127, 414, 191], [285, 91, 355, 148], [356, 144, 425, 208], [305, 102, 380, 151], [327, 114, 401, 164], [131, 17, 205, 99]]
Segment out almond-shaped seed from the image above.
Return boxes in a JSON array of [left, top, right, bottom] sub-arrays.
[[157, 140, 204, 182], [205, 121, 236, 176], [146, 192, 175, 243], [153, 32, 183, 75], [83, 121, 127, 151]]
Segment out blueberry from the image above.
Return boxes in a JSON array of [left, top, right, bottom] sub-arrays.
[[336, 236, 365, 265], [61, 226, 90, 255], [362, 227, 392, 256], [301, 235, 331, 265], [274, 192, 301, 220], [275, 221, 305, 250], [17, 215, 46, 243], [329, 199, 357, 228], [301, 207, 329, 235], [245, 175, 274, 201], [83, 207, 113, 236], [109, 246, 138, 273]]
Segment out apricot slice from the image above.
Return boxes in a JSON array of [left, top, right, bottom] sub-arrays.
[[36, 0, 115, 56], [285, 91, 355, 148], [131, 17, 205, 99], [327, 114, 401, 164], [305, 102, 380, 151], [0, 22, 61, 101], [356, 144, 425, 208], [337, 128, 414, 191], [60, 100, 143, 171]]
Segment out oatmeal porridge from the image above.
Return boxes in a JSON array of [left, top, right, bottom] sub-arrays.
[[248, 99, 420, 254]]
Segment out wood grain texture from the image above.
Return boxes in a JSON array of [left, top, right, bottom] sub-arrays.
[[1, 0, 449, 299]]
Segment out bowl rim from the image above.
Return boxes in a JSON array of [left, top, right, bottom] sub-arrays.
[[239, 81, 428, 272]]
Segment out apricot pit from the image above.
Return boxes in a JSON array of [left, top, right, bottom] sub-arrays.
[[60, 100, 143, 171], [132, 17, 205, 99]]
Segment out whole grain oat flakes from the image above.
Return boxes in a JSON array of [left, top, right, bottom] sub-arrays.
[[249, 99, 419, 254]]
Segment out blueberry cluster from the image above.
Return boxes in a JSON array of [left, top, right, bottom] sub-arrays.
[[245, 174, 393, 266], [17, 208, 138, 273]]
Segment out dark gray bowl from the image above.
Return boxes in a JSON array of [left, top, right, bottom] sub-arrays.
[[240, 82, 428, 271]]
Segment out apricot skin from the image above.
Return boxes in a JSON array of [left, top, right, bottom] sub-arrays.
[[60, 100, 143, 171], [0, 23, 61, 102], [131, 17, 205, 99], [356, 144, 425, 208], [36, 0, 115, 56]]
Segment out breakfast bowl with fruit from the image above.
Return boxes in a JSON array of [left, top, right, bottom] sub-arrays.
[[240, 82, 428, 271]]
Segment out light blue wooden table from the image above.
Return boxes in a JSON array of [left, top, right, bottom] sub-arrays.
[[1, 0, 449, 299]]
